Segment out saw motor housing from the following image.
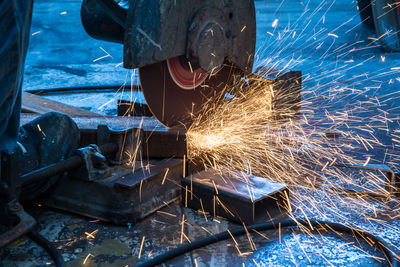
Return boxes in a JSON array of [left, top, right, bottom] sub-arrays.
[[81, 0, 256, 74]]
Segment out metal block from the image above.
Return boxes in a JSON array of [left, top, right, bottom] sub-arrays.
[[250, 67, 302, 121], [117, 99, 152, 117], [143, 129, 187, 159], [271, 70, 302, 120], [42, 158, 184, 225], [182, 169, 288, 224]]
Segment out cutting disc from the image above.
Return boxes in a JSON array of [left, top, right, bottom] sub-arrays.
[[139, 56, 235, 128]]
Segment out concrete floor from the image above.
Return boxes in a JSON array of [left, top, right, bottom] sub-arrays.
[[2, 0, 400, 266]]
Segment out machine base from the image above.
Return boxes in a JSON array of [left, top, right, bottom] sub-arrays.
[[41, 158, 184, 225]]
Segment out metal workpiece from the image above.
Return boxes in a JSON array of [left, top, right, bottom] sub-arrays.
[[117, 99, 152, 117], [115, 102, 188, 158], [240, 67, 302, 121], [42, 158, 184, 224], [182, 168, 289, 224], [143, 129, 187, 159], [97, 123, 187, 160], [20, 115, 188, 160]]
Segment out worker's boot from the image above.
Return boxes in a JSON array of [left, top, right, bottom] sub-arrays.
[[16, 112, 79, 202]]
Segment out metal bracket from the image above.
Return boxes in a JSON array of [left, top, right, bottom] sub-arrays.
[[0, 199, 36, 247], [69, 144, 112, 181], [336, 163, 399, 198], [231, 67, 302, 121], [0, 152, 36, 247]]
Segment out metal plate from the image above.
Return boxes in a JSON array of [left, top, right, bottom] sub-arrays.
[[139, 58, 236, 128]]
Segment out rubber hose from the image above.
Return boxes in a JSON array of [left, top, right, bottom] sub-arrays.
[[26, 231, 65, 267], [136, 218, 399, 267]]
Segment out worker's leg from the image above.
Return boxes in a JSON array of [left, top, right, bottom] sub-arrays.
[[0, 0, 34, 208], [0, 0, 33, 153], [0, 1, 79, 202]]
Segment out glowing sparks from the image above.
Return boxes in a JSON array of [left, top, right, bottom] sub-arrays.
[[83, 253, 93, 265], [161, 168, 170, 184], [272, 19, 279, 28], [183, 154, 186, 177], [37, 124, 46, 136], [199, 198, 208, 222], [138, 236, 145, 259], [84, 229, 98, 239], [93, 47, 113, 62], [181, 15, 400, 259], [157, 210, 176, 217], [180, 214, 185, 244]]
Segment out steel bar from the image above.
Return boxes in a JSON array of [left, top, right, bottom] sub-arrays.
[[20, 142, 118, 186]]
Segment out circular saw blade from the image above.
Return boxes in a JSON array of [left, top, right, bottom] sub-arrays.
[[139, 57, 236, 128]]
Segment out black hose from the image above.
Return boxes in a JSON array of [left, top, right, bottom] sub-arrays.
[[136, 218, 399, 267], [25, 84, 140, 95], [26, 231, 65, 267]]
